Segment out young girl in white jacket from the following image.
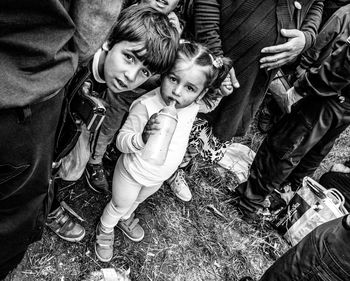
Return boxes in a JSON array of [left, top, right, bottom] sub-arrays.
[[95, 41, 232, 262]]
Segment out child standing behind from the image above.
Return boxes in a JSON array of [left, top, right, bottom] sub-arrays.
[[48, 5, 179, 242], [85, 0, 182, 193], [95, 41, 232, 262]]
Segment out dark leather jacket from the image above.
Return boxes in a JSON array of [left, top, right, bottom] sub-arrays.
[[295, 35, 350, 99], [54, 60, 107, 162]]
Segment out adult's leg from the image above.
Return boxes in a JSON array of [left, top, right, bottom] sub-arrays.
[[288, 123, 349, 189], [0, 90, 64, 277], [260, 216, 350, 281], [288, 100, 350, 189], [236, 97, 331, 213], [320, 171, 350, 210]]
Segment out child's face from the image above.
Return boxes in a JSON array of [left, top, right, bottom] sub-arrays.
[[103, 41, 152, 93], [141, 0, 180, 14], [160, 60, 208, 109]]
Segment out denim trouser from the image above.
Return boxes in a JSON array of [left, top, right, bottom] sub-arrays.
[[260, 215, 350, 281], [237, 96, 350, 213], [320, 171, 350, 211], [89, 89, 144, 164], [0, 90, 64, 278]]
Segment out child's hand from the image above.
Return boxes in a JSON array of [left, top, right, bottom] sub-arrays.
[[219, 74, 234, 96], [168, 12, 182, 35], [142, 113, 161, 143]]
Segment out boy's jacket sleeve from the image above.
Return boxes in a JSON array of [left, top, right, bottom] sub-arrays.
[[295, 37, 350, 97]]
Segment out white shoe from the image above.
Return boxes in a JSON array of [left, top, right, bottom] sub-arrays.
[[168, 169, 192, 201]]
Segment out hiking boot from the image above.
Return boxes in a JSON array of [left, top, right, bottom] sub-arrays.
[[117, 213, 144, 242], [46, 206, 85, 242], [95, 223, 114, 262], [167, 169, 192, 202], [85, 163, 110, 193]]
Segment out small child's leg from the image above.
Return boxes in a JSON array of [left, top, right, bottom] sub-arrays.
[[100, 158, 142, 229], [95, 159, 142, 261], [121, 182, 162, 220], [117, 182, 162, 242]]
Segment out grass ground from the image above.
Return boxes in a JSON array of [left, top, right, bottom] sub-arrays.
[[6, 121, 350, 281]]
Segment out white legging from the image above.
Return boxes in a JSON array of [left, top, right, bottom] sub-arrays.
[[100, 158, 162, 229]]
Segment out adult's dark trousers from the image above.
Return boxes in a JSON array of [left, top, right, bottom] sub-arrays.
[[237, 96, 350, 213], [320, 171, 350, 210], [0, 90, 64, 279], [259, 215, 350, 281]]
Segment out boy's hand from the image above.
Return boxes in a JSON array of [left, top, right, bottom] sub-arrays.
[[219, 74, 234, 96], [260, 29, 306, 70], [168, 12, 182, 35], [142, 113, 161, 143]]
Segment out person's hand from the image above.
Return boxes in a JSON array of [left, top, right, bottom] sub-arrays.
[[219, 74, 234, 96], [228, 67, 240, 89], [260, 29, 306, 70], [142, 113, 161, 143], [168, 12, 182, 35], [283, 86, 303, 113], [330, 163, 350, 173], [295, 65, 307, 80]]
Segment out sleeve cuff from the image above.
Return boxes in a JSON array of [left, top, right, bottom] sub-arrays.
[[131, 133, 145, 150], [302, 31, 313, 52]]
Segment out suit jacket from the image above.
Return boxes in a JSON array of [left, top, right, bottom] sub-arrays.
[[193, 0, 324, 139]]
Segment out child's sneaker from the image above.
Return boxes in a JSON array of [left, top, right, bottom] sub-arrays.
[[95, 223, 114, 262], [117, 213, 144, 242], [85, 163, 110, 193], [46, 206, 85, 242], [167, 169, 192, 201]]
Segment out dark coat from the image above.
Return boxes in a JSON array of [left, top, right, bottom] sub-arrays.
[[194, 0, 324, 139]]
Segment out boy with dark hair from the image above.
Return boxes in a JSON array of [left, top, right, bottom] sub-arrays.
[[47, 4, 179, 242], [83, 3, 180, 194]]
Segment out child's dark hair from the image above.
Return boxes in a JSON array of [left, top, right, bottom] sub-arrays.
[[108, 5, 180, 74], [175, 41, 232, 106]]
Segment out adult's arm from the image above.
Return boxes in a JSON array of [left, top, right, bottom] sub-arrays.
[[194, 0, 223, 57], [260, 0, 324, 70], [300, 9, 346, 69], [295, 38, 350, 97], [300, 0, 324, 51], [70, 0, 124, 63], [194, 0, 239, 87]]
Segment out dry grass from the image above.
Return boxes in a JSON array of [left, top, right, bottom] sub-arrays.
[[6, 118, 350, 281]]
